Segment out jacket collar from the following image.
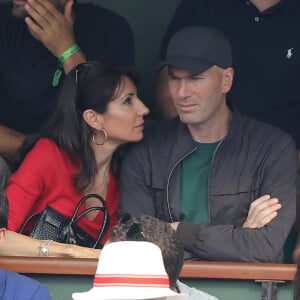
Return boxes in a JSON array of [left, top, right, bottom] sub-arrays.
[[150, 110, 244, 188], [224, 109, 244, 142], [174, 108, 242, 146], [151, 118, 195, 189]]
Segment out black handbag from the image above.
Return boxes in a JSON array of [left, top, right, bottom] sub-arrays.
[[20, 194, 110, 249]]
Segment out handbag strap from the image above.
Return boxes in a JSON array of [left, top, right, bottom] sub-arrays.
[[70, 194, 107, 222], [74, 206, 110, 248], [19, 212, 41, 234], [69, 193, 110, 248]]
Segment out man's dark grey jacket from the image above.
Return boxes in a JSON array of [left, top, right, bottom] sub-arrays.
[[119, 111, 297, 262]]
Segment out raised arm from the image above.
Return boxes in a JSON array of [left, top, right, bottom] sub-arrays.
[[24, 0, 86, 73]]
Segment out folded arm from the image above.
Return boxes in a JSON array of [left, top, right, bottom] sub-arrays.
[[120, 134, 297, 262], [176, 136, 296, 262]]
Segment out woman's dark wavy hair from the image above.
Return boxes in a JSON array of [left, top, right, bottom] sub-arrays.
[[13, 61, 139, 192]]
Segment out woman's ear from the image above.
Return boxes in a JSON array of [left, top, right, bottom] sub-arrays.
[[82, 109, 103, 130]]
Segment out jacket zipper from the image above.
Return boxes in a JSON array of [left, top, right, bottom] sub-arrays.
[[166, 146, 197, 222], [207, 138, 225, 222]]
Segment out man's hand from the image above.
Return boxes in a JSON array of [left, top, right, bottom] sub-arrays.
[[24, 0, 75, 57], [243, 195, 281, 228]]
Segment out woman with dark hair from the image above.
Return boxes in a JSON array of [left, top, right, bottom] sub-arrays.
[[0, 62, 149, 258]]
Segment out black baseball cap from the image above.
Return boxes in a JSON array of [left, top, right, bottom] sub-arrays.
[[159, 26, 232, 74]]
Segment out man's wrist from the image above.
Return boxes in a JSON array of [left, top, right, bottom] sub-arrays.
[[58, 44, 80, 66], [62, 50, 86, 74], [52, 44, 85, 87]]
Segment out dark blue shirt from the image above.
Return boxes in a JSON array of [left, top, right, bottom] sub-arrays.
[[0, 269, 51, 299]]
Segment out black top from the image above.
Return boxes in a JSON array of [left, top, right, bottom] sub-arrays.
[[160, 0, 300, 147], [0, 3, 134, 134]]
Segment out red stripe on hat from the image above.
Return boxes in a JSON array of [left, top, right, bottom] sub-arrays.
[[93, 274, 170, 288]]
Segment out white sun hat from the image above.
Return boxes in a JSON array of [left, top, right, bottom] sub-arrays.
[[72, 241, 189, 300]]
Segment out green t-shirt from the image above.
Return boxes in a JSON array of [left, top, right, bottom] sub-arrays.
[[180, 141, 219, 223]]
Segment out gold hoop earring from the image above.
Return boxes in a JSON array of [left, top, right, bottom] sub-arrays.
[[92, 129, 107, 146]]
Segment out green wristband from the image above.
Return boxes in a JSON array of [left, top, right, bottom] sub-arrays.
[[58, 44, 80, 67], [52, 44, 80, 87], [52, 68, 63, 87]]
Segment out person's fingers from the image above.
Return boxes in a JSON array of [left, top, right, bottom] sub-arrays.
[[256, 198, 280, 215], [252, 203, 281, 227], [35, 0, 59, 20], [249, 195, 271, 211], [246, 199, 281, 227], [25, 4, 47, 31], [249, 197, 279, 220], [25, 0, 54, 29], [257, 211, 278, 228], [25, 16, 43, 37], [64, 0, 74, 24]]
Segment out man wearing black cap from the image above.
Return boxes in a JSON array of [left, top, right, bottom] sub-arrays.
[[119, 26, 297, 262], [157, 0, 300, 152]]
